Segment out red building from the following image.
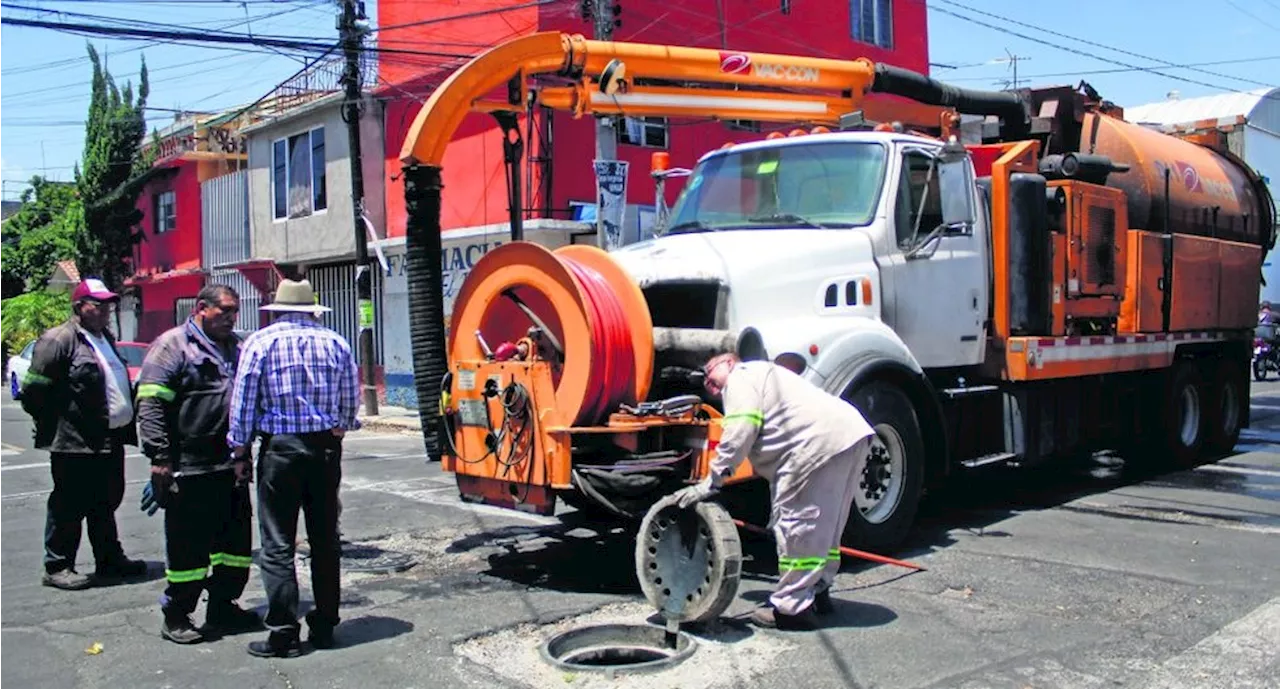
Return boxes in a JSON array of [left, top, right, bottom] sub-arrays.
[[375, 0, 929, 238], [127, 115, 247, 341]]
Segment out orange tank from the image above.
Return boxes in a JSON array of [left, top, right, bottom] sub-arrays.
[[1086, 112, 1274, 245]]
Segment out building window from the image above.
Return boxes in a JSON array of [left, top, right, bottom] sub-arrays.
[[852, 0, 893, 49], [272, 126, 327, 220], [153, 190, 176, 233], [617, 117, 669, 149]]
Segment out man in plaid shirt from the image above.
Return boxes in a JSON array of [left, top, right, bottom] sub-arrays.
[[228, 278, 360, 658]]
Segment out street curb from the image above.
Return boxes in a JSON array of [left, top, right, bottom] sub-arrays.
[[357, 418, 423, 436]]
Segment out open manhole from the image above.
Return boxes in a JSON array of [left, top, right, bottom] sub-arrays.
[[635, 495, 742, 624], [540, 623, 696, 677]]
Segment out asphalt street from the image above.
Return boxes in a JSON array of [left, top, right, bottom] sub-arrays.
[[2, 384, 1278, 689]]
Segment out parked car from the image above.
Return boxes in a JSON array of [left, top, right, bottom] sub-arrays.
[[7, 341, 36, 400], [8, 339, 148, 400], [116, 341, 148, 384]]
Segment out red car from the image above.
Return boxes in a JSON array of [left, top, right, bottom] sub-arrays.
[[115, 341, 149, 384]]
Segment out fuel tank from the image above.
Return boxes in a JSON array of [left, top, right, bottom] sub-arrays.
[[1086, 112, 1274, 246]]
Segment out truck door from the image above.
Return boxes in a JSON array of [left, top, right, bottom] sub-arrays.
[[880, 147, 988, 368]]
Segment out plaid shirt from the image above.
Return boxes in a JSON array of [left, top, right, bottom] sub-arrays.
[[227, 313, 361, 448]]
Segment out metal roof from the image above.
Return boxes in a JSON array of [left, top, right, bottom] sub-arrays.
[[1123, 87, 1280, 126]]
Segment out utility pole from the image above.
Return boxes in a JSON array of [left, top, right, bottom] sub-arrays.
[[339, 0, 378, 415], [590, 0, 619, 249]]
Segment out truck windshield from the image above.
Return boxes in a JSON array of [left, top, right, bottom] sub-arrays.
[[666, 141, 887, 233]]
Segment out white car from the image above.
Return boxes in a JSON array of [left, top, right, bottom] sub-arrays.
[[7, 341, 35, 400]]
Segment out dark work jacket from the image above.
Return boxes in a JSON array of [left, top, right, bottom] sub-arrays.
[[135, 320, 241, 475], [20, 319, 138, 453]]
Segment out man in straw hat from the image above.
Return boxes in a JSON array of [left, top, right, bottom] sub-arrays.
[[227, 278, 360, 657]]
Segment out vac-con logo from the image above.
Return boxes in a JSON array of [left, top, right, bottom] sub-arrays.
[[719, 51, 751, 75], [1175, 161, 1202, 192], [718, 51, 821, 83], [1156, 159, 1234, 200]]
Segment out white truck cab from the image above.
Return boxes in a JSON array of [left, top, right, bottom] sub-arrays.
[[612, 131, 990, 387]]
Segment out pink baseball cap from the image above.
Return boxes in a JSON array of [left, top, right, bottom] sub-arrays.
[[72, 278, 119, 303]]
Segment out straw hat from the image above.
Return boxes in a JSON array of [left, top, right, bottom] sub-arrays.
[[261, 278, 331, 315]]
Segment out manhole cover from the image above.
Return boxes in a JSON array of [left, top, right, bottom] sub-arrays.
[[540, 623, 696, 677], [300, 543, 417, 574], [636, 495, 742, 624]]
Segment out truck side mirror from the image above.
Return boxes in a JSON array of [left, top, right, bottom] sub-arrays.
[[937, 157, 975, 230]]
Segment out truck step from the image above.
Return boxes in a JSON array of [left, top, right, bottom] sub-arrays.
[[961, 452, 1017, 469], [940, 384, 1001, 399]]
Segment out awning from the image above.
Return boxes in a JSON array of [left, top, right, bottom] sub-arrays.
[[124, 267, 204, 287]]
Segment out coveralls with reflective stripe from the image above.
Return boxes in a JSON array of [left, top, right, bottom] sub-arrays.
[[709, 361, 876, 616], [136, 320, 251, 619]]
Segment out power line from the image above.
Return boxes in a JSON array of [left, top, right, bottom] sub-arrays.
[[944, 55, 1280, 83], [1224, 0, 1280, 32], [0, 15, 483, 59], [932, 0, 1277, 92], [373, 0, 567, 35]]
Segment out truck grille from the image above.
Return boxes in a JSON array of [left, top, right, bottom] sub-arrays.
[[641, 281, 725, 329]]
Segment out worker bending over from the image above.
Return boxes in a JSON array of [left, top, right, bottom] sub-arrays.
[[674, 352, 875, 629]]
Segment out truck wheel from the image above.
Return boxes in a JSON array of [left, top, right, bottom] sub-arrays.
[[1159, 361, 1206, 467], [1204, 359, 1245, 458], [841, 381, 926, 553]]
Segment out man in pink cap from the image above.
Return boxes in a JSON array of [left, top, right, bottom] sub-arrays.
[[21, 278, 147, 590]]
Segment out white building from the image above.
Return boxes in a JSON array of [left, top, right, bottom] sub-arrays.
[[1124, 87, 1280, 303]]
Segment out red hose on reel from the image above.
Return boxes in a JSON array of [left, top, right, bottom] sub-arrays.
[[448, 242, 655, 429], [561, 256, 636, 425]]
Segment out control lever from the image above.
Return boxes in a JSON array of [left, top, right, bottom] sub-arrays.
[[501, 288, 565, 359]]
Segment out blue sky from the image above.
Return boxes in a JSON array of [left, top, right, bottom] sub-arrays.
[[2, 0, 1277, 200]]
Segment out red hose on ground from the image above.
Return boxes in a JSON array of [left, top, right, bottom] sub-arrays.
[[731, 518, 927, 571], [560, 256, 637, 425]]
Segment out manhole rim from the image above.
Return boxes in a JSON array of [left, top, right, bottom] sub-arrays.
[[538, 622, 698, 675]]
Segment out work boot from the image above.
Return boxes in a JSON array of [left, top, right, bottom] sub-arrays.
[[206, 602, 264, 635], [814, 587, 835, 615], [161, 614, 205, 645], [749, 604, 818, 630], [305, 611, 337, 649], [247, 632, 304, 659], [94, 556, 148, 579], [42, 568, 92, 591]]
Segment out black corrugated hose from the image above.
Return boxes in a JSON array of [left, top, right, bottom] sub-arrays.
[[402, 164, 448, 460]]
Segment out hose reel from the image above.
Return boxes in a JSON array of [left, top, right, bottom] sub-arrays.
[[448, 242, 655, 426]]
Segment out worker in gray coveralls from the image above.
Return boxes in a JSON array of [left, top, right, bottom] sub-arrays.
[[673, 352, 876, 630]]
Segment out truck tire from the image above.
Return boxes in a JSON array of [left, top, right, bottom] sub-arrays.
[[1158, 361, 1206, 468], [841, 381, 926, 553], [1204, 359, 1245, 458]]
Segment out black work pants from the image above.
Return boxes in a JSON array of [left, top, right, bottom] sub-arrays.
[[162, 470, 253, 617], [44, 446, 127, 574], [257, 432, 343, 637]]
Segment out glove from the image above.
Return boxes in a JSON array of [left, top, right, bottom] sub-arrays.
[[672, 477, 718, 509], [140, 467, 176, 516], [139, 482, 160, 517]]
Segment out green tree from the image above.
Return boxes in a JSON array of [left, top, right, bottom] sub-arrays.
[[0, 290, 72, 353], [0, 177, 79, 298], [72, 43, 151, 293]]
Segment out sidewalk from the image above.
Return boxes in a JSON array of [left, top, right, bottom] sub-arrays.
[[358, 403, 424, 435]]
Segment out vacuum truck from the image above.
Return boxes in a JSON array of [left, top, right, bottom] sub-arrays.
[[392, 33, 1277, 555]]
